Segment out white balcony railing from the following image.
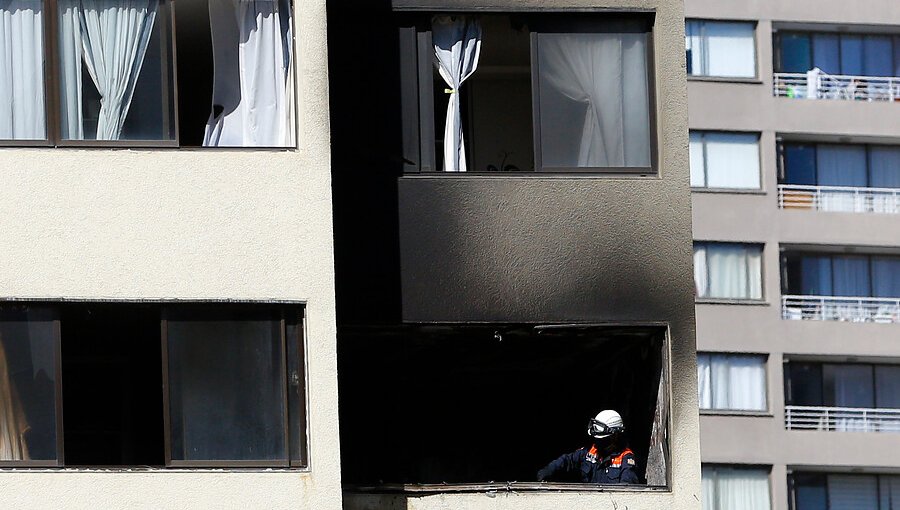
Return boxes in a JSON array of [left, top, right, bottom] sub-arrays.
[[785, 405, 900, 433], [778, 184, 900, 214], [773, 69, 900, 101], [782, 295, 900, 323]]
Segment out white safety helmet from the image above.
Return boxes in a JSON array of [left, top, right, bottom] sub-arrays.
[[587, 409, 625, 439]]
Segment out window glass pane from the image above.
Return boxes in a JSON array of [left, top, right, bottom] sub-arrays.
[[875, 366, 900, 409], [794, 473, 828, 510], [0, 306, 58, 462], [895, 36, 900, 77], [812, 33, 840, 74], [706, 244, 762, 299], [863, 36, 893, 77], [783, 144, 817, 186], [717, 467, 771, 510], [57, 0, 175, 142], [816, 145, 867, 187], [697, 353, 712, 409], [872, 258, 900, 298], [701, 465, 716, 510], [800, 256, 833, 296], [710, 354, 730, 409], [704, 133, 760, 189], [779, 32, 811, 73], [726, 355, 766, 411], [537, 32, 650, 168], [704, 22, 756, 78], [879, 475, 900, 510], [167, 311, 287, 462], [869, 146, 900, 189], [690, 132, 707, 187], [686, 21, 703, 76], [787, 363, 823, 407], [694, 244, 709, 298], [828, 474, 878, 510], [840, 35, 864, 76], [823, 364, 874, 408], [285, 312, 307, 465], [0, 0, 47, 140], [832, 256, 871, 297]]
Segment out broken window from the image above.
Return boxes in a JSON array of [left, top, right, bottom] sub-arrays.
[[399, 13, 654, 174], [0, 0, 295, 147], [0, 302, 307, 468], [338, 325, 668, 489]]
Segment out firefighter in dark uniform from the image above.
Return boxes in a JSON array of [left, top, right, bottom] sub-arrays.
[[536, 409, 640, 484]]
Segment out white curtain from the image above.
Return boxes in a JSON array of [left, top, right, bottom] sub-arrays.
[[204, 0, 294, 147], [716, 467, 771, 510], [726, 356, 766, 411], [701, 466, 717, 510], [703, 133, 760, 189], [694, 244, 709, 297], [78, 0, 157, 140], [829, 475, 879, 510], [0, 0, 46, 140], [704, 22, 756, 78], [432, 15, 481, 172], [57, 0, 84, 139], [706, 244, 762, 300], [537, 32, 649, 168], [697, 354, 712, 409]]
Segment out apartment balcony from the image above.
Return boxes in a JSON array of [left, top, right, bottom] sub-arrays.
[[778, 184, 900, 214], [774, 71, 900, 102], [782, 295, 900, 323], [785, 405, 900, 433]]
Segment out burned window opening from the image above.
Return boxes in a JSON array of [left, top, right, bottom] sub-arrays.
[[338, 324, 668, 489]]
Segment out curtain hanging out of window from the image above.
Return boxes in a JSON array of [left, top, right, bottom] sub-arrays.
[[432, 15, 482, 172], [203, 0, 294, 147]]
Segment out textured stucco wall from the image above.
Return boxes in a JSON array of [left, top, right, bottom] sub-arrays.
[[0, 0, 343, 508], [358, 0, 701, 508]]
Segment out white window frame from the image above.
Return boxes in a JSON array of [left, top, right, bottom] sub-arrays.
[[690, 131, 762, 190], [698, 353, 769, 412], [686, 20, 758, 79]]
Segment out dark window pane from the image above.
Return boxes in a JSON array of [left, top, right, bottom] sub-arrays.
[[783, 144, 817, 185], [832, 256, 871, 297], [812, 33, 840, 74], [816, 145, 867, 187], [167, 310, 286, 463], [779, 33, 811, 73], [872, 258, 900, 298], [800, 256, 833, 296], [895, 36, 900, 77], [286, 312, 307, 466], [863, 36, 893, 77], [787, 363, 823, 407], [823, 364, 874, 408], [869, 146, 900, 189], [840, 35, 864, 76], [0, 306, 58, 462], [794, 473, 827, 510], [875, 366, 900, 409]]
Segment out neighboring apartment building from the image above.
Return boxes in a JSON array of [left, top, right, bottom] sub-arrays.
[[327, 0, 701, 509], [684, 0, 900, 509], [0, 0, 345, 508]]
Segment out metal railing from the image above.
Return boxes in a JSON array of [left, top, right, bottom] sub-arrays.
[[785, 405, 900, 433], [782, 295, 900, 323], [778, 184, 900, 214], [773, 70, 900, 101]]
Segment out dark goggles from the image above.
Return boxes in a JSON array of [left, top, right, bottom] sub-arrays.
[[587, 419, 623, 438]]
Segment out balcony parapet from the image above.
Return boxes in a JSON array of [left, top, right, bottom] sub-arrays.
[[786, 405, 900, 433], [778, 184, 900, 214], [774, 70, 900, 102], [782, 295, 900, 323]]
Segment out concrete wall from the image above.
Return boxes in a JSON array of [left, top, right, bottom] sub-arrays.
[[339, 0, 701, 508], [686, 0, 900, 509], [0, 0, 343, 508]]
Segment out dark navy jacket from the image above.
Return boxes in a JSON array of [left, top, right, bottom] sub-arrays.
[[537, 445, 639, 484]]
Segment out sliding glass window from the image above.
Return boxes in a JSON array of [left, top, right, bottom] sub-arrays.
[[697, 353, 767, 411], [690, 131, 761, 189], [685, 20, 756, 78], [777, 31, 900, 77], [694, 242, 764, 300]]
